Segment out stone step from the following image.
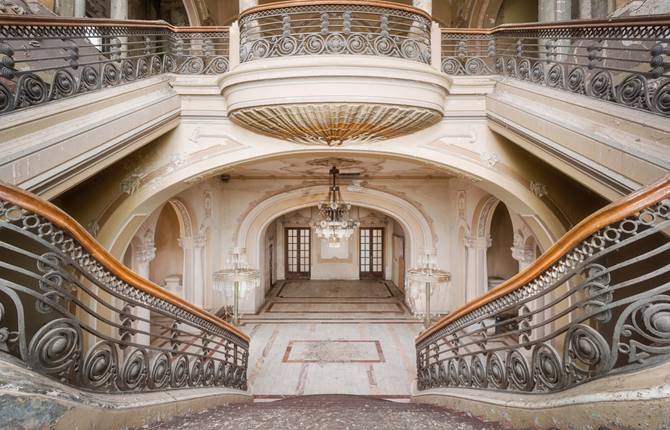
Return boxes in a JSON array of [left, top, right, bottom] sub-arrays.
[[133, 394, 506, 430]]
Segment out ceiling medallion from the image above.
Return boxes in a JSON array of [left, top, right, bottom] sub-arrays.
[[229, 103, 442, 146], [312, 166, 360, 248]]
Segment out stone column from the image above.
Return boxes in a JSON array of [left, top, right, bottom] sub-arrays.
[[430, 22, 441, 71], [579, 0, 592, 19], [191, 235, 207, 308], [465, 235, 491, 300], [413, 0, 432, 15], [229, 22, 241, 69], [110, 0, 128, 19], [555, 0, 572, 20], [74, 0, 85, 17], [55, 0, 75, 16], [180, 235, 207, 308], [239, 0, 258, 13], [133, 243, 156, 346], [591, 0, 611, 18], [538, 0, 556, 22]]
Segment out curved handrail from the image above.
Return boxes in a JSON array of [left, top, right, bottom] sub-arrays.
[[439, 13, 670, 34], [417, 175, 670, 344], [239, 0, 433, 21], [0, 14, 229, 32], [0, 182, 249, 343]]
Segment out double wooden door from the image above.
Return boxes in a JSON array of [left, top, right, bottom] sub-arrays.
[[359, 227, 384, 279], [285, 227, 311, 279]]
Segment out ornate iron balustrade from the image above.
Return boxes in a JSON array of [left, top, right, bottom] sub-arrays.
[[239, 0, 431, 64], [442, 16, 670, 116], [0, 183, 249, 393], [416, 176, 670, 394], [0, 16, 229, 114]]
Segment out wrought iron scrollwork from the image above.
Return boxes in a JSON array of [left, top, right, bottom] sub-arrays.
[[416, 180, 670, 394], [239, 3, 431, 64], [0, 188, 249, 393], [0, 23, 230, 115], [441, 20, 670, 117]]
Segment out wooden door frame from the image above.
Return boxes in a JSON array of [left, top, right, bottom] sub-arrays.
[[359, 227, 385, 280], [285, 227, 311, 280]]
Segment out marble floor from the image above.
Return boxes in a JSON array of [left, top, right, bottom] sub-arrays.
[[241, 280, 423, 400]]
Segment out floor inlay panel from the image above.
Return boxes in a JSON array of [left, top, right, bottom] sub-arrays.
[[283, 340, 385, 363]]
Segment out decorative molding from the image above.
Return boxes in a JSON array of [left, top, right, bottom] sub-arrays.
[[359, 212, 389, 227], [229, 103, 442, 146], [476, 196, 500, 238], [135, 244, 157, 263], [347, 180, 366, 192], [0, 0, 26, 15], [457, 190, 467, 221], [120, 170, 146, 195]]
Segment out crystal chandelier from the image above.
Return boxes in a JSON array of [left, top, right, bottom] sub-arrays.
[[312, 166, 359, 248]]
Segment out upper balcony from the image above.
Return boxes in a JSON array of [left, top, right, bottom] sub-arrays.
[[0, 2, 668, 198]]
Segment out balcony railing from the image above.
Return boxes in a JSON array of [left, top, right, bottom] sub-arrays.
[[238, 0, 432, 64], [0, 183, 249, 393], [1, 12, 668, 117], [442, 15, 670, 116], [416, 176, 670, 394], [0, 15, 229, 114]]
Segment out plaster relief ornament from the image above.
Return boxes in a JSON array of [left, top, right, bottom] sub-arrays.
[[347, 180, 365, 192], [0, 0, 25, 14], [229, 103, 442, 145], [120, 170, 145, 195], [530, 181, 549, 198], [480, 151, 499, 167], [86, 220, 100, 237]]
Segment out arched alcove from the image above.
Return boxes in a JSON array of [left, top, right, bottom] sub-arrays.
[[486, 202, 518, 288], [150, 203, 184, 286]]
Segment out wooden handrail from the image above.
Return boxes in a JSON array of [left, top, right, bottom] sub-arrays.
[[238, 0, 433, 21], [0, 15, 229, 32], [440, 13, 670, 34], [417, 175, 670, 343], [0, 182, 249, 343]]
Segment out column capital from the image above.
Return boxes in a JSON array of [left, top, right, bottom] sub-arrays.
[[465, 235, 491, 249], [179, 235, 207, 250], [511, 245, 535, 263], [135, 245, 156, 263]]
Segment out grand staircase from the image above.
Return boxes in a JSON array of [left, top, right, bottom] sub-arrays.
[[134, 395, 504, 430]]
